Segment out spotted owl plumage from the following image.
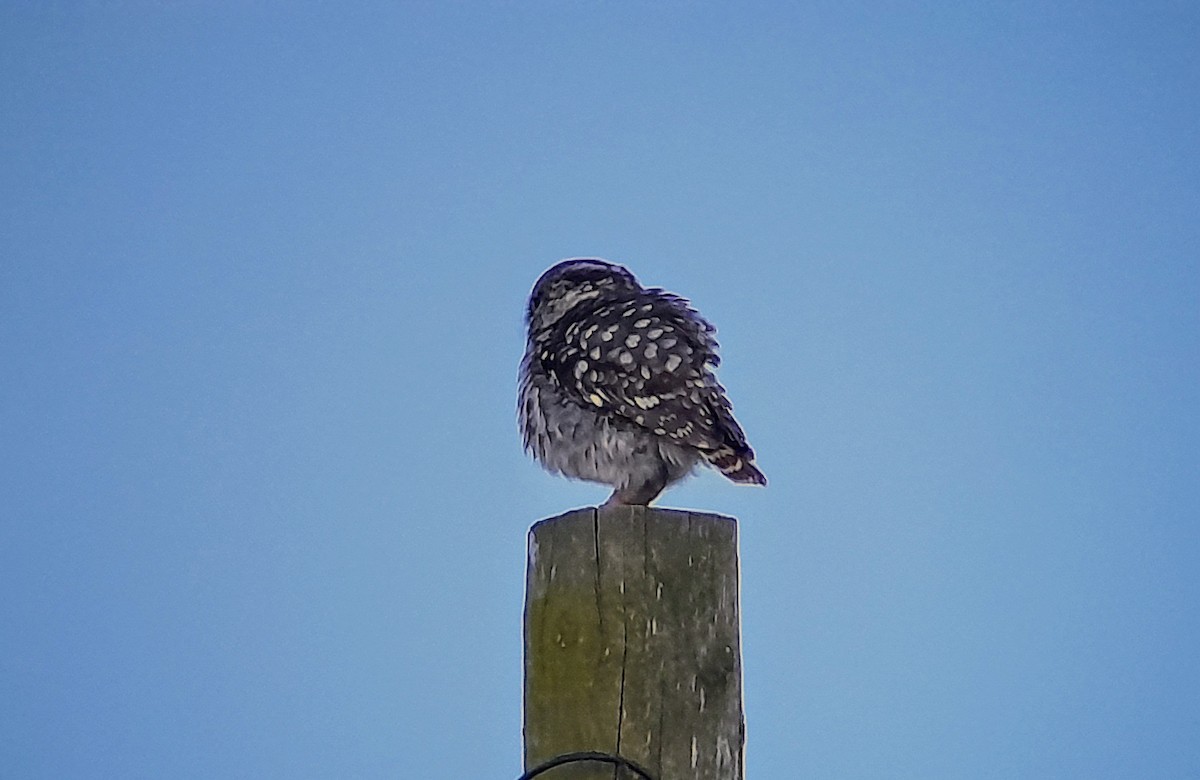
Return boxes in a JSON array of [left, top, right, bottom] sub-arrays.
[[518, 257, 766, 506]]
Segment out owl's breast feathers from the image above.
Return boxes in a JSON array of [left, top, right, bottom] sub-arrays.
[[537, 288, 766, 485]]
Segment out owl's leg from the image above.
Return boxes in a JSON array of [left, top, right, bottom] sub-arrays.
[[603, 474, 667, 506]]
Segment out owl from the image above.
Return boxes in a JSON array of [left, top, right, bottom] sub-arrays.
[[518, 257, 766, 506]]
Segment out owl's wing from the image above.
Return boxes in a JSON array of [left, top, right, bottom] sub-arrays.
[[547, 291, 753, 457]]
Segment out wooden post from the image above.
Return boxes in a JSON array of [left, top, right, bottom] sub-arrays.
[[524, 506, 745, 780]]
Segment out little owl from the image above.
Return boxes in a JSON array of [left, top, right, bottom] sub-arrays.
[[518, 258, 765, 505]]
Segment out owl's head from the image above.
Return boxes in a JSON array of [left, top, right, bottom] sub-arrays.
[[526, 258, 640, 330]]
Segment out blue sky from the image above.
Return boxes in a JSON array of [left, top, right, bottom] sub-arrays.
[[2, 2, 1197, 777]]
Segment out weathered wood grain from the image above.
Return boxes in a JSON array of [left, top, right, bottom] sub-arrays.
[[524, 506, 744, 780]]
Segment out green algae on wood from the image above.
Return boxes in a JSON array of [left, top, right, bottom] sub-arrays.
[[524, 506, 744, 780]]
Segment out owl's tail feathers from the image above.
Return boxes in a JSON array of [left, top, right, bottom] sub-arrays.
[[704, 446, 767, 486]]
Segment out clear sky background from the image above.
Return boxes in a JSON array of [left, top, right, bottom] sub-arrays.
[[2, 3, 1197, 778]]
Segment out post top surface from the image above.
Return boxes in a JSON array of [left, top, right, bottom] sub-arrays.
[[531, 505, 738, 535]]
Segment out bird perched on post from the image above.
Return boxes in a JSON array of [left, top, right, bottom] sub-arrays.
[[519, 258, 766, 506]]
